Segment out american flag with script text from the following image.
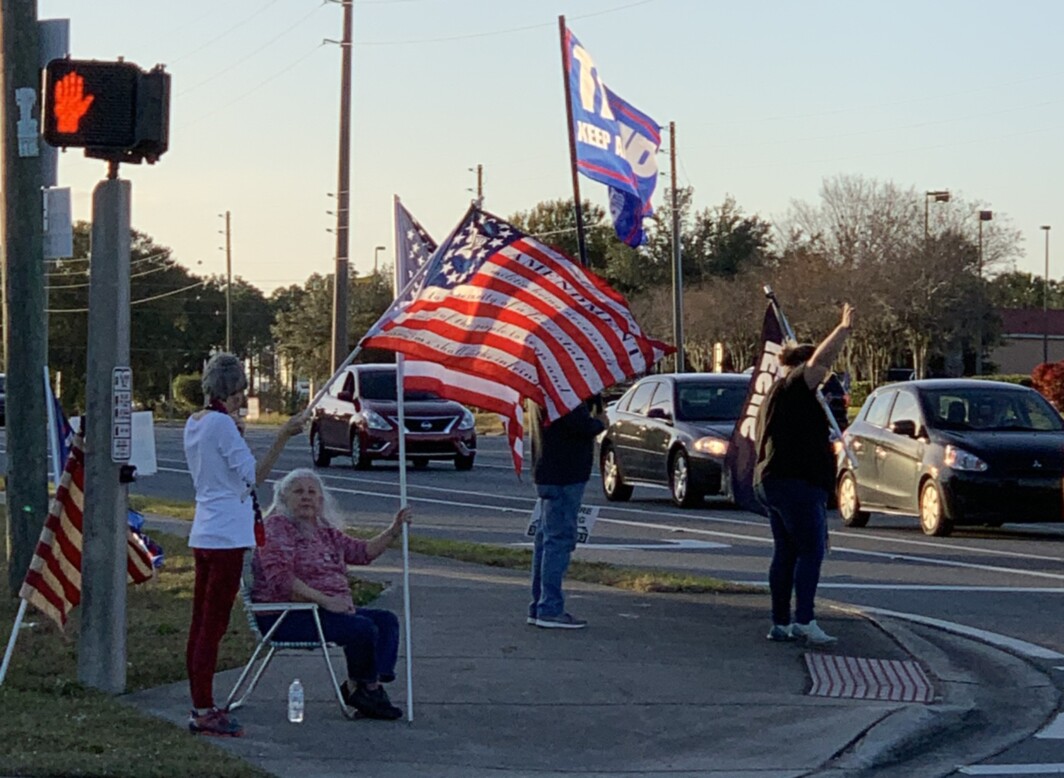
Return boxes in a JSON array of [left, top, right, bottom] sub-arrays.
[[19, 434, 156, 628], [392, 199, 528, 475], [365, 206, 672, 428]]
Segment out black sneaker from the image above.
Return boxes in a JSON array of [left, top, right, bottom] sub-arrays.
[[351, 684, 403, 720]]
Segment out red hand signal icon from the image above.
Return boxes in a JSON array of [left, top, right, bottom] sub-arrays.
[[53, 71, 95, 133]]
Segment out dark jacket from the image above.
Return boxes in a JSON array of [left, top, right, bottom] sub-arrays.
[[530, 402, 605, 486]]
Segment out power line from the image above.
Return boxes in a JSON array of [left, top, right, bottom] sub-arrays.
[[169, 0, 284, 65], [47, 280, 206, 314]]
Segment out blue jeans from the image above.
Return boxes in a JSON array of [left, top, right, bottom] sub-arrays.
[[757, 478, 828, 626], [257, 607, 399, 684], [530, 482, 586, 619]]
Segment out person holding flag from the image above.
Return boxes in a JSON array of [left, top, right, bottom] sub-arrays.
[[754, 303, 855, 646]]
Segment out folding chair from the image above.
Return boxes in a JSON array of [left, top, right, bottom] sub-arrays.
[[224, 554, 355, 718]]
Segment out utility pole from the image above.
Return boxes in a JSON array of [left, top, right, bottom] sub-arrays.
[[1, 0, 49, 594], [329, 0, 353, 372], [669, 121, 684, 373], [223, 210, 232, 352]]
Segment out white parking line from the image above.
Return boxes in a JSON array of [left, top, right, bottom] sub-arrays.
[[959, 764, 1064, 775], [1036, 713, 1064, 739]]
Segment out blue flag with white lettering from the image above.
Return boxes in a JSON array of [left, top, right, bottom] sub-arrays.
[[564, 27, 660, 247]]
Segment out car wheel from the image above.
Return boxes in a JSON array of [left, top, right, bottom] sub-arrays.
[[454, 453, 475, 471], [310, 428, 332, 467], [411, 457, 429, 470], [350, 430, 371, 470], [600, 444, 633, 502], [836, 471, 869, 528], [670, 450, 704, 508], [919, 480, 952, 536]]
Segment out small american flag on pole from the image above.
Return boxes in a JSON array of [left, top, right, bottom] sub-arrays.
[[365, 206, 672, 426], [19, 434, 155, 628]]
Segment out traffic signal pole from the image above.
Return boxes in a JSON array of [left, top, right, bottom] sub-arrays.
[[1, 0, 49, 594], [78, 170, 131, 693]]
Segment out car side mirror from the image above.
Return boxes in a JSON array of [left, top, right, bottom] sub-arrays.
[[337, 390, 353, 403], [646, 407, 672, 422], [890, 419, 918, 438]]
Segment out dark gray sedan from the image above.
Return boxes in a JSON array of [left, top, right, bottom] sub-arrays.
[[598, 373, 750, 508], [837, 379, 1064, 536]]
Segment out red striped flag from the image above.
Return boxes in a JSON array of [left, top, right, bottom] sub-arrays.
[[393, 198, 527, 474], [365, 206, 673, 425], [19, 434, 155, 628]]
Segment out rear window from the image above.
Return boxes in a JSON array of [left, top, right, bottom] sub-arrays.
[[358, 370, 440, 402]]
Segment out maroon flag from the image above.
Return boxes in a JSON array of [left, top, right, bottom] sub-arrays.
[[365, 206, 672, 425], [19, 434, 155, 628]]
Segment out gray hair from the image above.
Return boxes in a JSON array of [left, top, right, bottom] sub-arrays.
[[202, 353, 248, 403], [266, 468, 343, 529]]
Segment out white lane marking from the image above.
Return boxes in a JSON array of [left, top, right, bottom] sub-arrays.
[[153, 466, 1064, 582], [731, 581, 1064, 594], [960, 765, 1064, 775], [515, 539, 729, 551], [844, 605, 1064, 661], [1036, 713, 1064, 739]]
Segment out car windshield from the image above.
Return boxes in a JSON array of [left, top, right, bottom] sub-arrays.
[[676, 383, 748, 422], [922, 388, 1063, 432], [358, 371, 440, 402]]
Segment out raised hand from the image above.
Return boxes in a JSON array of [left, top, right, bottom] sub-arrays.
[[54, 72, 95, 133]]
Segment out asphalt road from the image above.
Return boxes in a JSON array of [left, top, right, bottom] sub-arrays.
[[5, 424, 1063, 774]]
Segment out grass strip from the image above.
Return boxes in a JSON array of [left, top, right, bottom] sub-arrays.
[[0, 511, 381, 778]]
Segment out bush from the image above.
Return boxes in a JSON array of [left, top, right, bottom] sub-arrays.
[[172, 373, 203, 413], [973, 373, 1031, 386], [1031, 363, 1064, 408], [849, 380, 872, 410]]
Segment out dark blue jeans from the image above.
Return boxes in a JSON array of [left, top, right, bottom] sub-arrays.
[[257, 607, 399, 684], [757, 478, 828, 626]]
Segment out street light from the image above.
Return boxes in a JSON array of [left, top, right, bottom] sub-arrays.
[[975, 210, 993, 375], [1043, 225, 1052, 364], [924, 190, 950, 241], [373, 245, 386, 274]]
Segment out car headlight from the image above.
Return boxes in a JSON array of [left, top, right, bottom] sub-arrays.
[[943, 445, 987, 472], [693, 436, 728, 457], [458, 408, 475, 430], [363, 409, 391, 431]]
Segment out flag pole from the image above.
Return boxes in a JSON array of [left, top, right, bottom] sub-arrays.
[[0, 599, 28, 686], [44, 366, 60, 487], [668, 121, 684, 373], [393, 196, 415, 722], [558, 15, 589, 268]]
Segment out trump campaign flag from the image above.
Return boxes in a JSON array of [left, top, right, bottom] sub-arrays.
[[19, 434, 156, 628], [564, 26, 661, 247], [364, 205, 673, 425], [392, 197, 527, 474], [724, 304, 787, 515]]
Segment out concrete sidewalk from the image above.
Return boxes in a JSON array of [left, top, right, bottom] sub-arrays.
[[125, 550, 1055, 778]]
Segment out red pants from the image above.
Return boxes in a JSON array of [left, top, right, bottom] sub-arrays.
[[186, 547, 245, 710]]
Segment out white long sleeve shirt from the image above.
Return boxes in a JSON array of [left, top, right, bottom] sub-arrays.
[[183, 410, 257, 549]]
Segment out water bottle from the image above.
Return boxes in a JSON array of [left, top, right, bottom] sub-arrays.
[[287, 678, 304, 723]]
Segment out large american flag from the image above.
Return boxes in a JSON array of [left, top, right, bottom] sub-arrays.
[[392, 199, 528, 475], [365, 206, 672, 426], [19, 434, 156, 628]]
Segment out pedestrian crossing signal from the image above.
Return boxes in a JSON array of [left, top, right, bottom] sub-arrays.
[[43, 58, 170, 165]]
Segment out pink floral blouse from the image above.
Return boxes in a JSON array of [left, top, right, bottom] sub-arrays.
[[251, 513, 371, 608]]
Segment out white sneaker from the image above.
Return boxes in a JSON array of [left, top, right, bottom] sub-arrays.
[[766, 624, 794, 642], [792, 620, 837, 645]]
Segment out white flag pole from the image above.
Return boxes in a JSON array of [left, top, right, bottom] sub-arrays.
[[44, 366, 60, 487], [0, 599, 28, 687]]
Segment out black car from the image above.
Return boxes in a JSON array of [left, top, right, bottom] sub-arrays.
[[836, 379, 1064, 536], [599, 373, 750, 508], [821, 373, 849, 430], [309, 364, 477, 470]]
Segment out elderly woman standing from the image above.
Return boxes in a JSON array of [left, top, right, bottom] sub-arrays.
[[252, 468, 411, 720], [184, 353, 306, 737]]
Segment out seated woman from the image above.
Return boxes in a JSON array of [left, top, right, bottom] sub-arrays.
[[251, 468, 411, 720]]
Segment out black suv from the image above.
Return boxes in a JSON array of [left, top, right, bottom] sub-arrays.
[[821, 373, 849, 430]]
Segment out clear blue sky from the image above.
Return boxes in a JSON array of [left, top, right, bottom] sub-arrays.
[[38, 0, 1064, 295]]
